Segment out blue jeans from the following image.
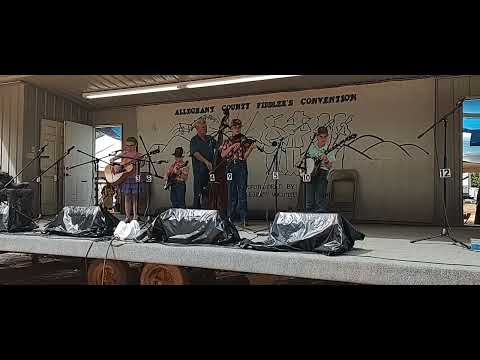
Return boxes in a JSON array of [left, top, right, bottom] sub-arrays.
[[170, 182, 186, 209], [193, 167, 209, 209], [306, 170, 329, 213], [228, 161, 248, 221]]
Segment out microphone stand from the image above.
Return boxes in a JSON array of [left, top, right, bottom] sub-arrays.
[[257, 137, 286, 227], [139, 135, 160, 219], [30, 145, 76, 217], [296, 134, 317, 213], [67, 149, 112, 206], [0, 145, 48, 195], [0, 145, 50, 226], [410, 98, 469, 249], [31, 146, 76, 183]]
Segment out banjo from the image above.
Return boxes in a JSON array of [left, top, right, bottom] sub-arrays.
[[299, 134, 357, 178]]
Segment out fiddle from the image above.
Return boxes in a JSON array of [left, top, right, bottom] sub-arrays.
[[230, 134, 266, 153], [231, 134, 256, 148]]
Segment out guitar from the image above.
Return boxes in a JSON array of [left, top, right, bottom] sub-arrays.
[[104, 163, 136, 186], [299, 134, 357, 178], [104, 148, 159, 186], [164, 161, 189, 190]]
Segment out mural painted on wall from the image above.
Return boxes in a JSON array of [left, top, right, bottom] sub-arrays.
[[152, 108, 430, 177], [138, 79, 437, 222]]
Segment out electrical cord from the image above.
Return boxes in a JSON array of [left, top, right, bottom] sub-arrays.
[[84, 240, 95, 280]]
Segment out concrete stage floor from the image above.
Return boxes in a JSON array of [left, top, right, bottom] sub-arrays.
[[0, 221, 479, 285], [237, 222, 480, 284]]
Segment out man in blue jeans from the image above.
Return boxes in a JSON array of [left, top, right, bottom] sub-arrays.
[[221, 119, 256, 227], [190, 118, 216, 209], [306, 127, 335, 213]]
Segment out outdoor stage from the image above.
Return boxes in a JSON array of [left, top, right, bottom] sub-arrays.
[[0, 221, 479, 285]]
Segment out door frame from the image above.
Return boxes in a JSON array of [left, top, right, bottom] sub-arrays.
[[95, 124, 123, 210], [63, 120, 95, 207], [39, 118, 64, 216], [461, 97, 480, 226]]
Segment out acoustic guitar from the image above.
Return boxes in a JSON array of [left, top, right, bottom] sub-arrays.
[[163, 161, 189, 190], [104, 163, 136, 186]]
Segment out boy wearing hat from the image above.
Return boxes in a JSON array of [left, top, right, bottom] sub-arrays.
[[111, 136, 144, 222], [165, 147, 189, 208], [306, 127, 335, 213], [221, 118, 256, 226]]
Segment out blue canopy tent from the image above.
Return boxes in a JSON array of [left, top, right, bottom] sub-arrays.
[[463, 100, 480, 172], [95, 127, 122, 140]]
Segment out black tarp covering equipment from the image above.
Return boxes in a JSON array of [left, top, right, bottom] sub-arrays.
[[148, 208, 241, 245], [44, 206, 119, 237], [0, 189, 37, 233], [0, 203, 9, 232], [241, 212, 365, 256]]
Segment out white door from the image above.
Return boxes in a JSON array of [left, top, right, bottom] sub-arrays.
[[40, 119, 64, 215], [64, 121, 94, 207]]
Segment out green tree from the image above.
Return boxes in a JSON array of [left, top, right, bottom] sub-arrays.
[[472, 173, 480, 188]]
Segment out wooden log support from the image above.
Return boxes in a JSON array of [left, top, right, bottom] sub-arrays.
[[140, 264, 190, 285], [188, 268, 216, 284], [87, 259, 133, 285], [216, 271, 251, 285], [31, 254, 39, 264]]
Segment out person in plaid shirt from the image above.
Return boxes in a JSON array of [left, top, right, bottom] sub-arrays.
[[221, 119, 256, 226], [165, 147, 189, 208]]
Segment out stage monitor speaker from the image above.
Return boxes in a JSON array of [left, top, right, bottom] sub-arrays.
[[0, 188, 37, 233], [243, 212, 365, 256], [44, 206, 119, 238], [149, 208, 240, 246]]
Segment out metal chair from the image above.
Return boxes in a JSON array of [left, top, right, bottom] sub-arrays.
[[327, 169, 359, 221]]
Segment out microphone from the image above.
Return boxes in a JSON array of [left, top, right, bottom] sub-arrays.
[[108, 149, 122, 156], [149, 149, 160, 155], [38, 144, 48, 153], [457, 97, 467, 106], [156, 160, 169, 164], [67, 145, 75, 153]]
